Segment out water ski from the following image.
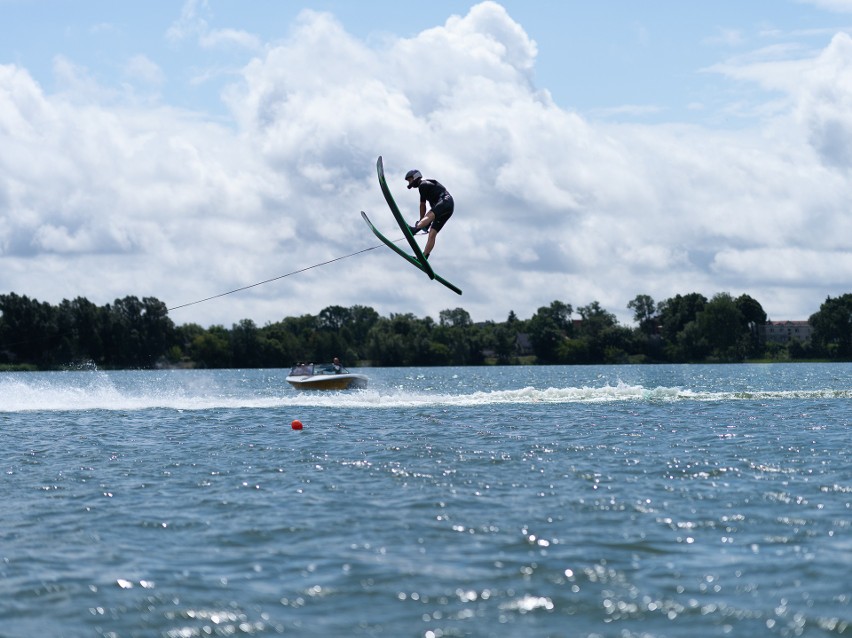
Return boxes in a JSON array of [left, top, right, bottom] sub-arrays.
[[375, 155, 436, 279], [361, 156, 461, 295], [361, 211, 462, 295]]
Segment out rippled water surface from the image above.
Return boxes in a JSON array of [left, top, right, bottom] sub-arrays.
[[1, 364, 850, 637]]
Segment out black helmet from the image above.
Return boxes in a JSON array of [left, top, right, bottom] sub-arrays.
[[405, 169, 422, 188]]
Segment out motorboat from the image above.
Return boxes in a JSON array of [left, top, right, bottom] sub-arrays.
[[285, 362, 369, 391]]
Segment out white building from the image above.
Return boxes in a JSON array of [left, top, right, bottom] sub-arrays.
[[762, 320, 813, 344]]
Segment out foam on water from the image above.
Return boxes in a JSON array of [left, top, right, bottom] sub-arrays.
[[2, 372, 850, 412]]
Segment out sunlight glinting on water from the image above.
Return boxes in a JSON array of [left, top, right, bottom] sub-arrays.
[[2, 365, 849, 636]]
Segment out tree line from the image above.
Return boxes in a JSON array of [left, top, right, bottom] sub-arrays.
[[1, 291, 852, 370]]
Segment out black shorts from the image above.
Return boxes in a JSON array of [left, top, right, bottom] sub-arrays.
[[430, 196, 454, 232]]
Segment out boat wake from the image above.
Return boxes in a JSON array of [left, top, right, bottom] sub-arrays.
[[1, 375, 850, 413]]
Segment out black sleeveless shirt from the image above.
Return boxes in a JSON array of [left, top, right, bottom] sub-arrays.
[[418, 179, 452, 208]]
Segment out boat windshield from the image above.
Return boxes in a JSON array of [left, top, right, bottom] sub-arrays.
[[289, 363, 313, 376], [314, 363, 349, 375], [289, 363, 352, 376]]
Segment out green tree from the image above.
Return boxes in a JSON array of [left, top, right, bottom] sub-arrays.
[[278, 314, 320, 361], [231, 319, 262, 367], [576, 301, 620, 362], [366, 316, 408, 366], [346, 305, 380, 359], [577, 301, 616, 337], [628, 294, 657, 336], [439, 307, 472, 329], [98, 296, 174, 367], [810, 294, 852, 358], [190, 325, 232, 368], [695, 293, 746, 361], [103, 296, 144, 366], [527, 304, 567, 364], [175, 323, 206, 357], [545, 300, 574, 332], [312, 329, 348, 363], [492, 323, 516, 364], [139, 297, 175, 365], [318, 305, 352, 331], [675, 320, 710, 362], [0, 293, 59, 367], [657, 292, 708, 361], [59, 297, 105, 364], [735, 294, 767, 358], [257, 321, 301, 366]]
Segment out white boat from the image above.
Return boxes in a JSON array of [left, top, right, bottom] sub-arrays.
[[285, 362, 369, 391]]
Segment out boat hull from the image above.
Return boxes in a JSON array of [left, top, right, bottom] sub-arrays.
[[285, 373, 369, 391]]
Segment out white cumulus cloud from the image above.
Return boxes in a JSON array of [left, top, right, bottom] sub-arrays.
[[1, 2, 851, 328]]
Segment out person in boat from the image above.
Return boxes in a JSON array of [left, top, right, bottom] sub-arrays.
[[332, 357, 342, 373], [405, 169, 454, 261]]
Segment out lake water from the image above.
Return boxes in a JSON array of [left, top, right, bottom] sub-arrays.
[[1, 364, 849, 637]]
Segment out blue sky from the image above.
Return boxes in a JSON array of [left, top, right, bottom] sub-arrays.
[[2, 0, 852, 327], [5, 0, 849, 123]]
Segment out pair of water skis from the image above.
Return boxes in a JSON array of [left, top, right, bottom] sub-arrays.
[[361, 156, 461, 295]]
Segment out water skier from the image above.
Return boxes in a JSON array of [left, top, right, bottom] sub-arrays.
[[405, 169, 454, 260]]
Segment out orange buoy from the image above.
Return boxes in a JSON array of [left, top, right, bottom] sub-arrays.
[[291, 419, 303, 430]]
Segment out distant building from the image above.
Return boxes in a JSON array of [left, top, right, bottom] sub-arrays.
[[515, 333, 533, 356], [762, 320, 813, 344]]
